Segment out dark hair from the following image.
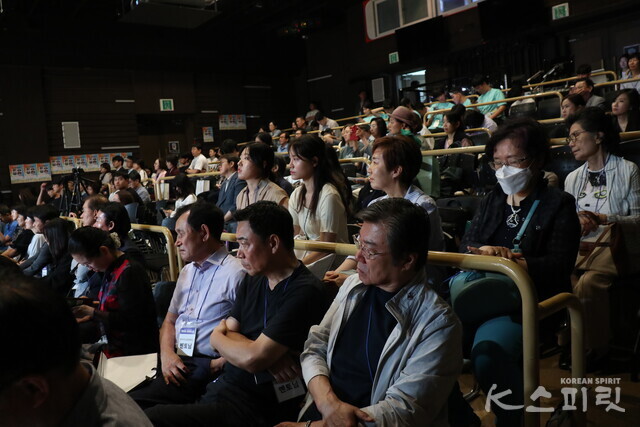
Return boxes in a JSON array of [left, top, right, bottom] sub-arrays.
[[485, 118, 550, 166], [0, 204, 9, 215], [100, 162, 111, 171], [179, 153, 191, 161], [630, 52, 640, 62], [221, 154, 239, 170], [0, 278, 80, 391], [289, 134, 350, 217], [221, 139, 238, 154], [115, 189, 134, 205], [112, 155, 124, 163], [134, 159, 145, 169], [314, 111, 326, 122], [576, 63, 592, 75], [295, 128, 307, 136], [174, 201, 224, 242], [0, 254, 22, 280], [356, 198, 429, 270], [382, 99, 394, 110], [445, 104, 466, 128], [399, 97, 412, 108], [98, 202, 131, 242], [113, 170, 130, 181], [565, 107, 620, 154], [44, 218, 73, 261], [11, 204, 27, 219], [255, 132, 273, 146], [576, 77, 594, 89], [166, 155, 178, 168], [280, 132, 290, 141], [362, 100, 373, 110], [233, 201, 294, 251], [173, 173, 195, 199], [85, 195, 107, 212], [18, 187, 37, 206], [155, 158, 166, 171], [129, 170, 141, 182], [192, 143, 203, 151], [126, 156, 134, 162], [68, 226, 117, 258], [372, 136, 422, 187], [463, 109, 486, 129], [471, 74, 489, 87], [242, 143, 275, 180], [32, 204, 59, 223], [563, 94, 586, 108], [85, 182, 100, 196], [370, 117, 388, 138], [615, 88, 640, 112], [273, 156, 287, 179]]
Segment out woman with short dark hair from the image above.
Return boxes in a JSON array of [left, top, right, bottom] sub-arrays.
[[611, 88, 640, 132], [69, 226, 158, 358], [459, 118, 581, 425]]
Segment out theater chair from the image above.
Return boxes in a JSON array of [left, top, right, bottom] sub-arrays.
[[509, 101, 538, 119], [536, 98, 561, 120]]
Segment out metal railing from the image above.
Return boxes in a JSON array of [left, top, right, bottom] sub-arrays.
[[522, 70, 617, 90], [217, 234, 585, 427], [594, 76, 640, 90], [60, 216, 82, 229]]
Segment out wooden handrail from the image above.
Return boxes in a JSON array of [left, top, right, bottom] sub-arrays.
[[522, 70, 617, 90], [427, 127, 492, 138], [60, 216, 82, 229], [594, 75, 640, 89], [217, 234, 585, 427]]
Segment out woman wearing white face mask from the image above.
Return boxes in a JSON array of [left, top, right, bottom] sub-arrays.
[[459, 118, 581, 426]]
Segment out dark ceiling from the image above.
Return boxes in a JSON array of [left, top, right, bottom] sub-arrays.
[[0, 0, 354, 71]]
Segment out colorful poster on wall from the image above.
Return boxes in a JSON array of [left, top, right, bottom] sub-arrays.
[[23, 164, 39, 183], [74, 155, 88, 170], [61, 156, 75, 173], [202, 126, 214, 143], [99, 153, 111, 166], [8, 165, 25, 184], [86, 154, 100, 171], [37, 163, 52, 182], [234, 114, 247, 130], [50, 156, 64, 174], [219, 115, 230, 130]]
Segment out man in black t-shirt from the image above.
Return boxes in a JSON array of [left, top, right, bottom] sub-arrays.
[[145, 201, 329, 427]]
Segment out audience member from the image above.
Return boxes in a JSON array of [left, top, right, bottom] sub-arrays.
[[130, 170, 151, 203], [216, 154, 246, 233], [145, 201, 329, 426], [0, 277, 152, 426], [438, 107, 476, 197], [112, 155, 126, 172], [621, 52, 640, 93], [255, 132, 273, 147], [369, 117, 387, 139], [186, 144, 208, 174], [236, 143, 289, 210], [153, 157, 168, 182], [564, 107, 640, 370], [99, 163, 113, 192], [306, 102, 320, 122], [18, 187, 37, 207], [293, 198, 461, 426], [133, 159, 149, 184], [471, 75, 507, 120], [0, 205, 31, 260], [220, 139, 240, 157], [269, 121, 282, 138], [574, 78, 606, 109], [162, 174, 197, 230], [451, 87, 472, 106], [178, 153, 192, 173], [37, 179, 63, 211], [166, 155, 181, 177], [288, 135, 349, 266], [294, 116, 309, 132], [460, 118, 580, 425], [315, 112, 339, 132], [427, 88, 454, 129], [39, 218, 75, 295], [273, 156, 294, 196], [338, 124, 364, 159], [619, 53, 631, 80], [0, 205, 18, 249], [20, 205, 59, 277], [125, 156, 135, 172], [130, 202, 245, 409], [93, 202, 146, 268], [109, 171, 143, 205], [277, 132, 290, 153], [611, 88, 640, 132]]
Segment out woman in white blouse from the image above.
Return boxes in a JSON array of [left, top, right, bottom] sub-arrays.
[[288, 134, 350, 265], [161, 174, 197, 230]]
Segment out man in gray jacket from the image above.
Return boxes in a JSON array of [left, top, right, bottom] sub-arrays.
[[296, 198, 463, 426]]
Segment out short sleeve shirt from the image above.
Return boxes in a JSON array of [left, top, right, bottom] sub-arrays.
[[235, 180, 288, 211], [476, 88, 506, 116], [189, 154, 208, 172], [288, 183, 349, 243], [168, 247, 245, 357]]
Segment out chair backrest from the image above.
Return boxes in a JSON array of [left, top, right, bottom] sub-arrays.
[[509, 101, 537, 119], [537, 98, 561, 120], [124, 202, 139, 224], [546, 145, 583, 189], [619, 139, 640, 170]]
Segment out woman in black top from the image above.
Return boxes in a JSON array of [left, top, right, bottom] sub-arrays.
[[69, 227, 158, 359], [39, 218, 75, 295], [437, 107, 475, 197]]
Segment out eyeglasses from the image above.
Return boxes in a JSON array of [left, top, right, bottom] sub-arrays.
[[353, 234, 387, 260], [488, 157, 529, 170], [565, 129, 593, 144]]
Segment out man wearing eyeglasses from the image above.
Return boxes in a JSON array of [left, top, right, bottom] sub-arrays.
[[289, 198, 462, 427]]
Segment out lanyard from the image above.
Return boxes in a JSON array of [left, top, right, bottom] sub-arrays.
[[512, 200, 540, 254], [263, 274, 293, 329], [185, 254, 227, 322]]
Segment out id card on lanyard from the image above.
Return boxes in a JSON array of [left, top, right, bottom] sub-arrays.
[[177, 258, 225, 357]]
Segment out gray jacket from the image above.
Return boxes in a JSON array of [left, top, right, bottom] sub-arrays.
[[300, 271, 462, 426]]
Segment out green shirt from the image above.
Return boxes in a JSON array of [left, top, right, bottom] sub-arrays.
[[476, 88, 506, 116]]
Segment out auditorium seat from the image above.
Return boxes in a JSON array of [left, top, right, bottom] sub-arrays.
[[545, 145, 582, 189], [536, 98, 561, 120], [509, 102, 537, 119]]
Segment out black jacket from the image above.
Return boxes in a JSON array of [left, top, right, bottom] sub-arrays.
[[460, 177, 580, 302]]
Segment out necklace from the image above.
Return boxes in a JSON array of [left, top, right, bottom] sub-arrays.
[[506, 204, 521, 228]]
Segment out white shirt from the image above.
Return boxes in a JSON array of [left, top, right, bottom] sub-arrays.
[[170, 194, 197, 218], [189, 154, 208, 172], [168, 247, 245, 357], [288, 183, 349, 243], [27, 233, 46, 258]]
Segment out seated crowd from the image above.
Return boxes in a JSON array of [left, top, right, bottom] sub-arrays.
[[1, 68, 640, 427]]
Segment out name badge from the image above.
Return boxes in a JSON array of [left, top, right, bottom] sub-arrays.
[[177, 327, 196, 357], [272, 377, 306, 403]]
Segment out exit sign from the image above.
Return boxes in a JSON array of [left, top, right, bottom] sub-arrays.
[[552, 3, 569, 20], [160, 99, 174, 111], [389, 51, 399, 64]]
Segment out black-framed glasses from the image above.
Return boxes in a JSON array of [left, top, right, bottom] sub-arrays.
[[565, 129, 592, 145], [353, 234, 387, 260]]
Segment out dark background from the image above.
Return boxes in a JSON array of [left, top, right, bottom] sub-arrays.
[[0, 0, 638, 198]]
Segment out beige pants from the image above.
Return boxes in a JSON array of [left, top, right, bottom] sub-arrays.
[[572, 245, 618, 353]]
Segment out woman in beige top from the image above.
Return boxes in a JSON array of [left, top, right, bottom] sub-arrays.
[[235, 142, 289, 211]]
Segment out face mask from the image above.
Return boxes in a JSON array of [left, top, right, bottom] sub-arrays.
[[495, 165, 532, 195], [400, 128, 412, 136]]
